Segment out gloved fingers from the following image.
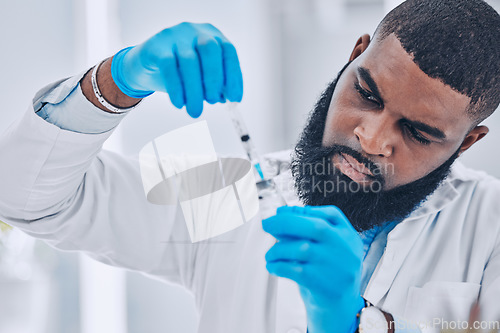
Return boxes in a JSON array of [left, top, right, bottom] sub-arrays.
[[265, 261, 307, 284], [158, 51, 185, 109], [176, 45, 204, 118], [279, 205, 355, 231], [276, 205, 309, 218], [265, 240, 316, 264], [306, 206, 352, 229], [216, 36, 243, 102], [262, 213, 330, 242], [196, 35, 224, 104]]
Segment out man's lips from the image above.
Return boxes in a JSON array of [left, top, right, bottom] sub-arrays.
[[341, 153, 374, 176], [333, 153, 374, 183]]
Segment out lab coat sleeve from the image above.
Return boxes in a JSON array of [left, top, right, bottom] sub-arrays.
[[0, 76, 201, 290], [34, 70, 129, 134]]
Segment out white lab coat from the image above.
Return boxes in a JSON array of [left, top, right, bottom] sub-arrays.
[[1, 80, 500, 333]]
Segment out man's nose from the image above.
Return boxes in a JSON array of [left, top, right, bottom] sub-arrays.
[[353, 116, 394, 158]]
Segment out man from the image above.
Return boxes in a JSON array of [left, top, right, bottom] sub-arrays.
[[1, 0, 500, 332]]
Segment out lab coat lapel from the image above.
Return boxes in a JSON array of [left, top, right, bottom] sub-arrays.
[[363, 177, 460, 305]]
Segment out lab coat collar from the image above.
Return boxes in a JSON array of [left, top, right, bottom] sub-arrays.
[[362, 162, 462, 305]]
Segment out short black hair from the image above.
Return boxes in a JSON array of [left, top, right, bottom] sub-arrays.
[[374, 0, 500, 125]]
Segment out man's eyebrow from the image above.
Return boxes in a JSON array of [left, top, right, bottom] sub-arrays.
[[358, 66, 383, 102], [402, 118, 447, 140]]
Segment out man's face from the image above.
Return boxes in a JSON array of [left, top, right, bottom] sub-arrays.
[[323, 34, 471, 190], [292, 34, 476, 232]]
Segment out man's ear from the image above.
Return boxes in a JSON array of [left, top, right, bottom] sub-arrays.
[[349, 34, 371, 62], [458, 125, 489, 156]]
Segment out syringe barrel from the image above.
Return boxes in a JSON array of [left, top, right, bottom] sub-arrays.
[[228, 103, 266, 180]]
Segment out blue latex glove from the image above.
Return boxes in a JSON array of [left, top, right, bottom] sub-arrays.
[[263, 205, 365, 333], [111, 22, 243, 118]]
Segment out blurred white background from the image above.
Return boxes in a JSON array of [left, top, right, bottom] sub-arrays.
[[0, 0, 499, 332]]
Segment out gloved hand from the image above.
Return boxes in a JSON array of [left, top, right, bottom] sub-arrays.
[[263, 205, 365, 333], [111, 22, 243, 118]]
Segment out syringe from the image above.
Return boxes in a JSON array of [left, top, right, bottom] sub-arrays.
[[227, 102, 265, 181], [227, 102, 288, 216]]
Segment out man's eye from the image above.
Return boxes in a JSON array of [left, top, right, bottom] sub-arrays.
[[354, 83, 379, 105], [403, 124, 431, 145]]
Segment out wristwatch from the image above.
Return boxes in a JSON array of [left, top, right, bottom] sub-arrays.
[[357, 301, 394, 333]]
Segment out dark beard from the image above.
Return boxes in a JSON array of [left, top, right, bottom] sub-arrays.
[[290, 64, 460, 232]]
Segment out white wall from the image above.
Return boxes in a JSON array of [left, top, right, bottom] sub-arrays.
[[0, 1, 78, 126]]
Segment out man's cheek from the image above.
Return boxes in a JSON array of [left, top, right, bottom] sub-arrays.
[[322, 120, 356, 147]]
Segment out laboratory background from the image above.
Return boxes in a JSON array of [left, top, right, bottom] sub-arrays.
[[1, 0, 499, 332]]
